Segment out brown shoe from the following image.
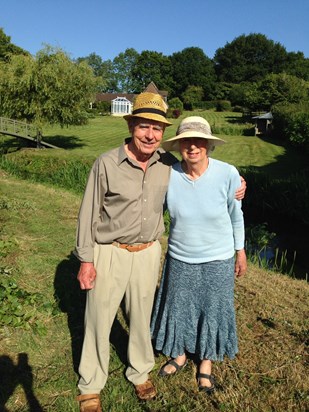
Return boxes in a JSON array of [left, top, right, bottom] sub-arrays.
[[77, 394, 102, 412], [134, 379, 157, 401]]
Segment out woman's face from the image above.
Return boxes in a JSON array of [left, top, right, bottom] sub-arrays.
[[179, 138, 208, 165]]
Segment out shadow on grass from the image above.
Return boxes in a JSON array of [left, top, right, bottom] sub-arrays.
[[225, 115, 253, 125], [0, 134, 85, 152], [42, 135, 85, 149], [0, 353, 44, 412], [53, 252, 129, 378]]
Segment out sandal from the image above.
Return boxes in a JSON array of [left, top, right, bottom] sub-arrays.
[[76, 394, 102, 412], [197, 373, 215, 393], [134, 379, 157, 401], [158, 358, 187, 377]]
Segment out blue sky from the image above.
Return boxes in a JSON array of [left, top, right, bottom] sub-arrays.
[[2, 0, 309, 60]]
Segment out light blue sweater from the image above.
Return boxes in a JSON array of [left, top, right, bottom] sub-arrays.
[[166, 158, 245, 263]]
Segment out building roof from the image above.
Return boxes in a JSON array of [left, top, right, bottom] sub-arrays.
[[96, 93, 136, 103], [95, 82, 168, 103], [252, 112, 273, 120]]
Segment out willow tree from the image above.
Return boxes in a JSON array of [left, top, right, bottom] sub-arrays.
[[0, 46, 99, 130]]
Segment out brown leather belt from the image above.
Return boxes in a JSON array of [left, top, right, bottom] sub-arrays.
[[112, 241, 154, 252]]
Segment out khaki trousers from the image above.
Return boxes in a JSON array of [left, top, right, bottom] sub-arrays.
[[78, 241, 161, 394]]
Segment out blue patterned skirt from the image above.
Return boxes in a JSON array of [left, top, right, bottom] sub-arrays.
[[151, 255, 238, 361]]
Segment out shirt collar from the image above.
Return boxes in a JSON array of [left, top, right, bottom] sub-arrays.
[[117, 138, 161, 166]]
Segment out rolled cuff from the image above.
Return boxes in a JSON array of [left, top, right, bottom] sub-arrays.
[[73, 247, 94, 263]]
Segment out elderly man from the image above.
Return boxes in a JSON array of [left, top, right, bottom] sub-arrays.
[[75, 91, 245, 411], [75, 91, 176, 411]]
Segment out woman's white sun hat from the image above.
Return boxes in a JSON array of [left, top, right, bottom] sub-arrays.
[[162, 116, 225, 151]]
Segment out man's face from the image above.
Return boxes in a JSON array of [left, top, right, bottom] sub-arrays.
[[130, 118, 165, 158]]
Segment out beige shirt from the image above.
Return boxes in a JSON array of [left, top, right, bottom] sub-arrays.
[[75, 141, 177, 262]]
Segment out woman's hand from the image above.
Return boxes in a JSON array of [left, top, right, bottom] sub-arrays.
[[235, 176, 247, 200], [235, 249, 247, 277]]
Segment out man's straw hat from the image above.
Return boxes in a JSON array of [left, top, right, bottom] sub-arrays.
[[162, 116, 225, 151], [124, 92, 172, 126]]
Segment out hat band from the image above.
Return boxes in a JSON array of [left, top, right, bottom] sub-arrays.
[[178, 122, 211, 135], [132, 108, 167, 118]]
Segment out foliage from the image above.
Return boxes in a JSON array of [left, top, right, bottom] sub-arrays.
[[167, 97, 183, 111], [182, 85, 204, 110], [285, 51, 309, 81], [170, 47, 216, 98], [75, 52, 109, 92], [0, 45, 98, 129], [228, 74, 309, 112], [111, 48, 140, 92], [272, 102, 309, 150], [0, 154, 92, 194], [245, 223, 296, 276], [93, 100, 111, 114], [216, 100, 232, 112], [214, 33, 290, 83], [0, 27, 28, 61], [259, 73, 309, 110], [229, 82, 259, 112], [131, 50, 174, 93], [0, 269, 54, 333], [166, 97, 183, 118]]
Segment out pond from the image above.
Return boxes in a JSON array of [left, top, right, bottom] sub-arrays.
[[246, 213, 308, 281]]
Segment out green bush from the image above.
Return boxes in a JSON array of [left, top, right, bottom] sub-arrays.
[[216, 100, 232, 112], [93, 101, 111, 114], [193, 101, 216, 110], [168, 97, 183, 111], [272, 103, 309, 151], [287, 112, 309, 149]]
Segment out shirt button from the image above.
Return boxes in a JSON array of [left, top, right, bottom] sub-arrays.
[[143, 218, 146, 221], [144, 199, 147, 202]]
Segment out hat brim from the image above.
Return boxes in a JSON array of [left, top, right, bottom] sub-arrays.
[[162, 131, 225, 151], [123, 112, 172, 126]]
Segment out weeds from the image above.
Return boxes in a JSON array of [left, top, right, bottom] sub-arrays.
[[245, 223, 297, 276], [0, 267, 56, 333]]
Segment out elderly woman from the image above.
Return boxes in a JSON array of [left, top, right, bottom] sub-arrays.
[[151, 116, 247, 393]]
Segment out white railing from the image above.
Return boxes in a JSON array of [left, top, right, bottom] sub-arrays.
[[0, 117, 37, 138]]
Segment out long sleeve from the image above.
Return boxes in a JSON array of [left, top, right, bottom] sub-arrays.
[[227, 166, 245, 251], [75, 158, 105, 262]]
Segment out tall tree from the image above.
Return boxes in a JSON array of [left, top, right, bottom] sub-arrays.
[[75, 52, 109, 91], [112, 48, 140, 92], [170, 47, 216, 99], [0, 27, 28, 61], [258, 73, 309, 110], [214, 33, 289, 83], [0, 46, 98, 128], [285, 52, 309, 81], [181, 86, 204, 110], [131, 50, 174, 93]]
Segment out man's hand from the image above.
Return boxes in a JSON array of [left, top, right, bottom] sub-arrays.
[[234, 249, 247, 278], [235, 176, 247, 200], [77, 262, 97, 290]]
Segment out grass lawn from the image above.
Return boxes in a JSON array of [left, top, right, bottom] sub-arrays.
[[0, 170, 308, 411], [1, 110, 307, 180], [0, 111, 308, 410]]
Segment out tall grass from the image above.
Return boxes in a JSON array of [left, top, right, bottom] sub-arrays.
[[0, 154, 92, 194]]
